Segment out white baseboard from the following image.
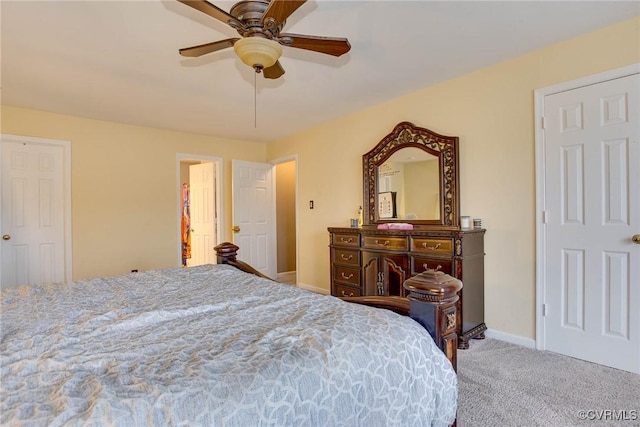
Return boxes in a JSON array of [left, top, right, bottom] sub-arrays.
[[485, 328, 536, 349], [297, 282, 330, 295]]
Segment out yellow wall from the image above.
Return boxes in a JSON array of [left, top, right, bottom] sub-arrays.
[[1, 106, 267, 280], [267, 17, 640, 339]]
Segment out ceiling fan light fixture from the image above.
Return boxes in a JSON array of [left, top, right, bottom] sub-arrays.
[[234, 37, 282, 71]]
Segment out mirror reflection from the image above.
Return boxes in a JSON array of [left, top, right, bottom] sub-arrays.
[[377, 148, 440, 220], [363, 121, 459, 228]]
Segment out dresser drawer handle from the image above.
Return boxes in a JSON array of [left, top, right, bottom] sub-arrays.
[[340, 254, 353, 261], [422, 242, 441, 250], [340, 237, 354, 244], [341, 290, 355, 297], [376, 240, 390, 246], [423, 263, 442, 271], [341, 272, 354, 280]]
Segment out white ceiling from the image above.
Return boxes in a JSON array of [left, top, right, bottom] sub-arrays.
[[2, 1, 638, 142]]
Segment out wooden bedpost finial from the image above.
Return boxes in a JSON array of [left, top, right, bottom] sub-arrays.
[[404, 270, 462, 371], [214, 242, 239, 264], [213, 242, 273, 281], [404, 270, 462, 303]]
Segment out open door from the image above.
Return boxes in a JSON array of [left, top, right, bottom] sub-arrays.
[[177, 154, 221, 268], [231, 159, 277, 279], [188, 162, 216, 266]]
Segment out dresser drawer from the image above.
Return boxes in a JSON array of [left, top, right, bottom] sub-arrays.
[[411, 237, 453, 255], [334, 283, 361, 298], [410, 256, 453, 275], [362, 236, 408, 251], [333, 248, 360, 267], [333, 265, 360, 286], [332, 233, 359, 247]]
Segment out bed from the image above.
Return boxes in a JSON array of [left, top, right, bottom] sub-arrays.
[[1, 242, 459, 426]]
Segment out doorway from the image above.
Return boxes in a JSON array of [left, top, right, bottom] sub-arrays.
[[1, 134, 72, 288], [275, 159, 297, 285], [177, 154, 222, 267], [535, 65, 639, 373]]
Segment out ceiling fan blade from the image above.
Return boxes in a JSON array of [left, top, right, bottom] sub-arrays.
[[261, 0, 307, 29], [179, 38, 239, 57], [263, 61, 285, 79], [279, 33, 351, 57], [178, 0, 244, 29]]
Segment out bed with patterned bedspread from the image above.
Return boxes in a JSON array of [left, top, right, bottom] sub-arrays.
[[1, 264, 456, 426]]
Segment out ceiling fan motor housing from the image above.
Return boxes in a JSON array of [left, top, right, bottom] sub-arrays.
[[230, 0, 285, 38]]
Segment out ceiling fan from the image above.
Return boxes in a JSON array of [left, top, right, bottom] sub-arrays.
[[177, 0, 351, 79]]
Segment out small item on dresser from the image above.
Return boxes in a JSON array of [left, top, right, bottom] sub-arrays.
[[460, 216, 471, 229], [473, 218, 482, 229], [377, 223, 413, 230], [389, 223, 413, 230], [350, 218, 358, 228], [357, 206, 363, 227]]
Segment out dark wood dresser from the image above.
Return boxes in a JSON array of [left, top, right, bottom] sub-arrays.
[[328, 226, 486, 349]]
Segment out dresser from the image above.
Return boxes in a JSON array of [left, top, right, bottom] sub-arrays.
[[329, 226, 486, 349]]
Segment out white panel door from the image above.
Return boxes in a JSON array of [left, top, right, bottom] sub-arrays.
[[231, 159, 276, 278], [1, 140, 66, 287], [543, 73, 639, 373], [188, 162, 216, 266]]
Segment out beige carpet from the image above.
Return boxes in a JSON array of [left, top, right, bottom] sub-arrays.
[[457, 338, 640, 427]]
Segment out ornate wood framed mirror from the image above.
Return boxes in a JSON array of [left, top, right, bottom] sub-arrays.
[[363, 122, 460, 228]]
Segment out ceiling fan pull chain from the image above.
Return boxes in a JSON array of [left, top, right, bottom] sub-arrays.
[[254, 70, 257, 128]]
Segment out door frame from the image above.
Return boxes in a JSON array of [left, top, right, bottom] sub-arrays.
[[0, 134, 73, 285], [271, 154, 299, 284], [176, 153, 222, 266], [534, 63, 640, 350]]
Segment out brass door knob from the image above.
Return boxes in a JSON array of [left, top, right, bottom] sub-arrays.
[[232, 226, 240, 233], [2, 234, 10, 241], [633, 234, 640, 244]]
